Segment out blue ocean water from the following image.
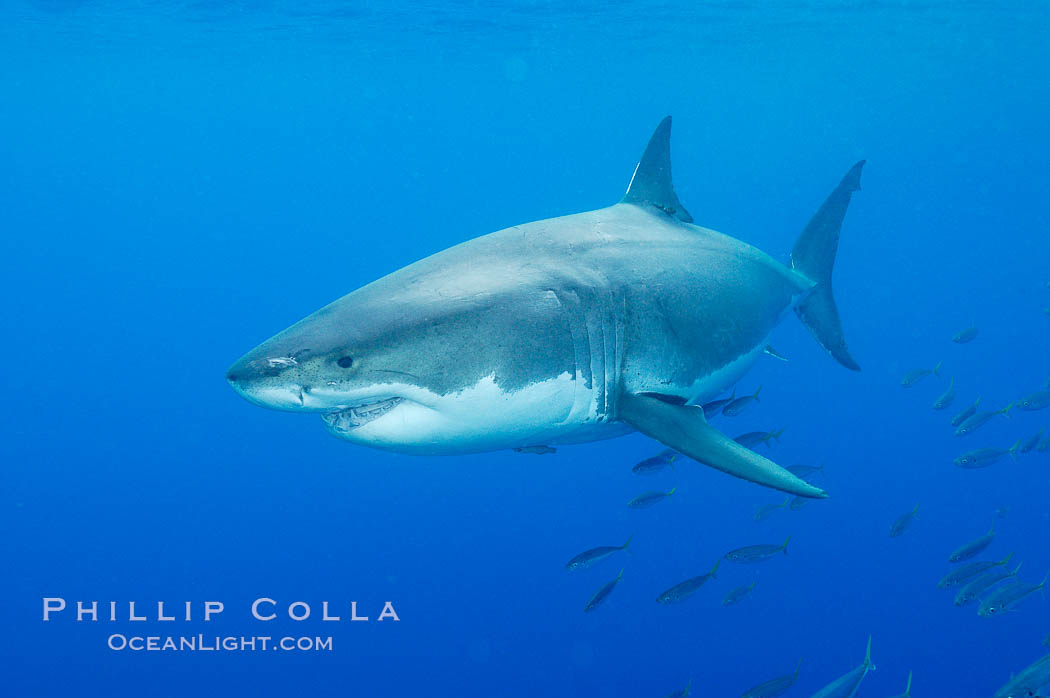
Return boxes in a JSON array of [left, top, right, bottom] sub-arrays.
[[3, 2, 1049, 696]]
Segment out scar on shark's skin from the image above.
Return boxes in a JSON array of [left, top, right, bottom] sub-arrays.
[[228, 117, 863, 498]]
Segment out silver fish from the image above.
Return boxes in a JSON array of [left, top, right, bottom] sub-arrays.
[[955, 405, 1012, 437], [723, 386, 763, 417], [565, 535, 633, 572], [632, 448, 677, 475], [701, 391, 735, 417], [754, 497, 790, 522], [901, 362, 941, 387], [739, 660, 801, 698], [932, 376, 956, 410], [735, 429, 784, 449], [656, 560, 720, 604], [809, 635, 874, 698], [787, 464, 824, 480], [948, 525, 996, 563], [513, 445, 556, 454], [938, 552, 1014, 589], [954, 441, 1021, 468], [992, 652, 1050, 698], [1014, 390, 1050, 411], [954, 562, 1022, 606], [583, 569, 623, 612], [628, 487, 676, 509], [979, 574, 1048, 617], [722, 581, 756, 606], [1021, 428, 1045, 454], [725, 536, 790, 564], [889, 504, 920, 538], [953, 326, 979, 343], [951, 396, 982, 427]]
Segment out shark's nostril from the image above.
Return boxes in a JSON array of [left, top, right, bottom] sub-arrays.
[[226, 371, 239, 383]]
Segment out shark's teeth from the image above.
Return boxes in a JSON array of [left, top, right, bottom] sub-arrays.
[[322, 398, 404, 432]]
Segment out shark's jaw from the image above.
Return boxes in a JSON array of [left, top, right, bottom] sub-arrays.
[[321, 397, 406, 434]]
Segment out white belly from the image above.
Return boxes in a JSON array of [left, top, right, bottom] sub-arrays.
[[327, 371, 620, 455]]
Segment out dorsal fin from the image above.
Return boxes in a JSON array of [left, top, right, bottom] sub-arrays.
[[621, 116, 693, 222]]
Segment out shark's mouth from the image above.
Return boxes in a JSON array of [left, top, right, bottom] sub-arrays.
[[321, 397, 404, 433]]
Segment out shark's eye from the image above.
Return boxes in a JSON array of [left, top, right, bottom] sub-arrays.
[[337, 356, 354, 368]]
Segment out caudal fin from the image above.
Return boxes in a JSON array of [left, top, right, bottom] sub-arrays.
[[791, 161, 865, 371]]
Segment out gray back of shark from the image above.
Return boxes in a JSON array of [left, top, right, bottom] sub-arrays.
[[227, 117, 864, 498]]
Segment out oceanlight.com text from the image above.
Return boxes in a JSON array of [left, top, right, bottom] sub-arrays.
[[107, 634, 333, 652]]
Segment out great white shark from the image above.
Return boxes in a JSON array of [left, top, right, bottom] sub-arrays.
[[227, 118, 863, 498]]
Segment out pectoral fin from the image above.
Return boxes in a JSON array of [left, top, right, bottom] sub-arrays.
[[619, 392, 828, 498]]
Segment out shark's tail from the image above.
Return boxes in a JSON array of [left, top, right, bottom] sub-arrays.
[[791, 161, 865, 371]]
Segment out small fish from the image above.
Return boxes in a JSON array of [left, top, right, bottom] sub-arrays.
[[656, 560, 720, 604], [701, 391, 735, 417], [996, 506, 1011, 519], [722, 581, 756, 607], [1021, 428, 1045, 454], [734, 428, 784, 449], [628, 487, 676, 509], [938, 552, 1014, 589], [809, 635, 874, 698], [991, 652, 1050, 698], [932, 376, 956, 410], [565, 535, 633, 572], [763, 345, 788, 362], [889, 504, 920, 538], [632, 448, 677, 475], [786, 464, 824, 480], [955, 405, 1012, 437], [953, 325, 979, 343], [954, 562, 1023, 607], [954, 441, 1021, 468], [583, 569, 623, 612], [663, 679, 691, 698], [889, 671, 913, 698], [901, 362, 941, 387], [513, 445, 556, 454], [979, 573, 1048, 617], [948, 525, 996, 563], [723, 386, 763, 417], [739, 659, 801, 698], [725, 536, 790, 564], [754, 497, 789, 522], [788, 496, 808, 511], [1039, 437, 1050, 453], [1014, 390, 1050, 411], [951, 396, 982, 427]]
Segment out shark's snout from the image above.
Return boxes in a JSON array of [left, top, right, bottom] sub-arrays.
[[225, 354, 311, 411]]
